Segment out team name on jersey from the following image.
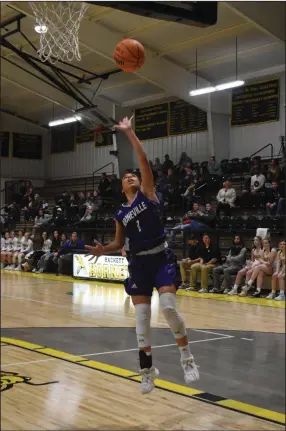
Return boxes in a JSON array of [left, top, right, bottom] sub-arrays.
[[122, 202, 147, 227]]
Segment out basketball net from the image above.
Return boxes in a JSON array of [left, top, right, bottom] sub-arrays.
[[29, 1, 89, 64]]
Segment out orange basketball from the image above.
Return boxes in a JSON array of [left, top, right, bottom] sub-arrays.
[[114, 39, 145, 72]]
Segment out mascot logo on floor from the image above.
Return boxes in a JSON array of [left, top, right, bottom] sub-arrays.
[[1, 371, 58, 392]]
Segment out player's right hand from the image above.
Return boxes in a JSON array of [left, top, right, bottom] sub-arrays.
[[85, 240, 104, 258]]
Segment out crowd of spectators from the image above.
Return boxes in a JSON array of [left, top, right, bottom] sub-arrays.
[[179, 233, 285, 300], [1, 151, 285, 299]]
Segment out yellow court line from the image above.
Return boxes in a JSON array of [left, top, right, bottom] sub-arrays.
[[2, 270, 285, 309], [1, 337, 285, 426]]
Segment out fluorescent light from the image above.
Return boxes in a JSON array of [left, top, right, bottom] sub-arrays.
[[34, 25, 48, 34], [215, 80, 244, 91], [49, 116, 81, 127], [189, 86, 216, 96]]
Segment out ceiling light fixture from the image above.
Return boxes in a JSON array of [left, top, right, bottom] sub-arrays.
[[215, 80, 245, 91], [49, 116, 81, 127], [189, 87, 216, 96], [34, 25, 48, 34], [190, 37, 245, 96]]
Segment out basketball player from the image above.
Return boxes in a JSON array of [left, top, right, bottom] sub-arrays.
[[86, 117, 199, 394]]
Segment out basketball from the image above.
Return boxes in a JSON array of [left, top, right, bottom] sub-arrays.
[[114, 39, 145, 72]]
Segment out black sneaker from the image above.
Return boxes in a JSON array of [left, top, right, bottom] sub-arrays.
[[252, 290, 261, 298]]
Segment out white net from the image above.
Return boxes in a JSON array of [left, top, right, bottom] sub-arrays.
[[29, 1, 89, 64]]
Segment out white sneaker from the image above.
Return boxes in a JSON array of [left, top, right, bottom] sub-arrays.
[[228, 288, 238, 296], [223, 288, 230, 294], [5, 265, 11, 270], [181, 356, 200, 385], [32, 268, 37, 273], [178, 282, 188, 289], [140, 366, 159, 394], [198, 288, 208, 293], [266, 292, 276, 300], [274, 294, 285, 301], [15, 265, 22, 271], [239, 285, 249, 297]]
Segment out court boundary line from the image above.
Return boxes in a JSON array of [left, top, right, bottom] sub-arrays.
[[1, 336, 285, 426], [2, 270, 285, 309]]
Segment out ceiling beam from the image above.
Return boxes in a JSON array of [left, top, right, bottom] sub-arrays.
[[225, 2, 286, 42], [121, 92, 170, 108], [186, 42, 281, 71], [123, 20, 168, 38], [157, 22, 252, 57]]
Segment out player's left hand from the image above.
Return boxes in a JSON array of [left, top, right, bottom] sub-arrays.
[[85, 240, 104, 259], [113, 116, 134, 132]]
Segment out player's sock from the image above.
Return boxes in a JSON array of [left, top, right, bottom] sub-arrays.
[[247, 280, 253, 287], [179, 344, 191, 361]]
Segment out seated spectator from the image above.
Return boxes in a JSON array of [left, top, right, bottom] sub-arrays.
[[41, 207, 65, 229], [265, 182, 283, 215], [189, 233, 220, 293], [169, 202, 216, 245], [12, 232, 33, 271], [249, 157, 262, 176], [240, 168, 265, 207], [153, 158, 162, 174], [239, 238, 276, 297], [23, 196, 34, 221], [1, 232, 10, 267], [268, 159, 280, 181], [23, 181, 34, 206], [34, 209, 52, 228], [155, 170, 168, 194], [176, 152, 192, 174], [109, 174, 122, 200], [207, 156, 221, 176], [57, 232, 84, 276], [228, 236, 263, 295], [180, 166, 194, 194], [43, 232, 67, 273], [98, 173, 110, 197], [162, 154, 174, 175], [4, 231, 17, 268], [216, 179, 236, 217], [41, 199, 49, 212], [7, 230, 24, 270], [166, 168, 177, 190], [266, 240, 285, 300], [210, 235, 247, 293], [179, 234, 201, 289], [24, 232, 52, 272]]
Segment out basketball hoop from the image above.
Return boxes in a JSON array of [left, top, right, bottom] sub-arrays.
[[29, 1, 89, 64]]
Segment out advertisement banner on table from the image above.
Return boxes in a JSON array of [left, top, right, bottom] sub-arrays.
[[73, 254, 129, 282]]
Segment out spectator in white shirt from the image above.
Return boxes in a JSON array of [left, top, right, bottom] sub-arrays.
[[251, 169, 266, 192], [5, 230, 23, 269], [216, 180, 236, 217], [13, 232, 33, 271], [1, 232, 10, 267]]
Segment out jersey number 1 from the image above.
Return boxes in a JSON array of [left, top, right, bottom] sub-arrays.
[[136, 220, 141, 232]]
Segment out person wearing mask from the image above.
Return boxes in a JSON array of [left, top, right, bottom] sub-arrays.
[[179, 235, 201, 289], [12, 232, 33, 271], [239, 238, 277, 298], [210, 235, 247, 293], [162, 154, 174, 175], [207, 156, 221, 176], [189, 233, 220, 293], [266, 240, 285, 300], [216, 179, 236, 217]]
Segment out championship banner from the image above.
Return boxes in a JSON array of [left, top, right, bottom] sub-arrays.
[[73, 254, 129, 282]]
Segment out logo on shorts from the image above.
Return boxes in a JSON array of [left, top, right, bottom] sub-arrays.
[[131, 283, 137, 289], [1, 371, 58, 392]]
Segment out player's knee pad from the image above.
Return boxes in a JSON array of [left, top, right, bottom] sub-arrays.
[[159, 292, 187, 339], [135, 303, 151, 348]]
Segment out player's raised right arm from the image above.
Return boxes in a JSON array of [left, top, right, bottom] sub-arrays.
[[85, 221, 125, 256], [114, 117, 158, 202]]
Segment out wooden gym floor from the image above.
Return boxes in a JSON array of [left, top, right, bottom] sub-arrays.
[[1, 271, 285, 430]]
